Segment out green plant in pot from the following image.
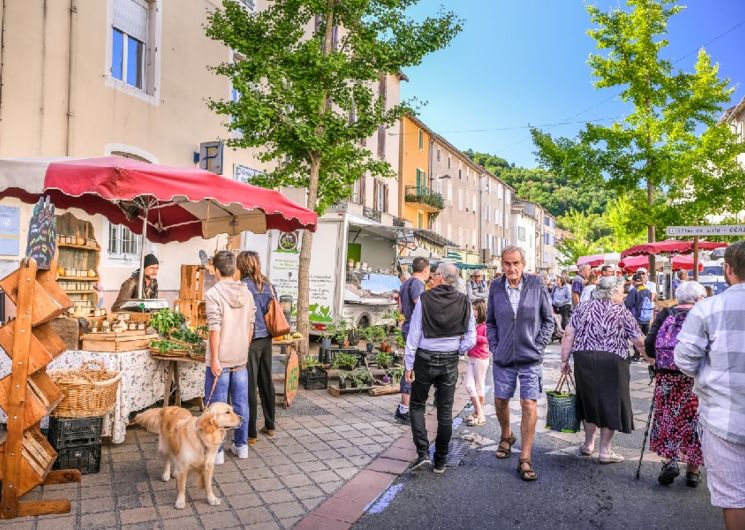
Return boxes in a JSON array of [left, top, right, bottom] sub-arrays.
[[375, 351, 393, 369], [337, 370, 349, 389], [347, 326, 361, 346], [302, 357, 322, 372], [386, 366, 405, 384], [332, 352, 358, 370], [331, 318, 350, 346]]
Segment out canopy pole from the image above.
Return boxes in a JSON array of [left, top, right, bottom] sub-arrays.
[[137, 207, 149, 299], [693, 236, 700, 282]]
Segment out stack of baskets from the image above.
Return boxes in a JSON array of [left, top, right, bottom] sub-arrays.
[[47, 360, 121, 474]]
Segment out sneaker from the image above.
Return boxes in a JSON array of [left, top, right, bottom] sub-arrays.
[[432, 461, 446, 474], [658, 460, 680, 485], [394, 407, 410, 425], [214, 450, 224, 466], [410, 454, 431, 471], [631, 355, 642, 363], [230, 444, 249, 459]]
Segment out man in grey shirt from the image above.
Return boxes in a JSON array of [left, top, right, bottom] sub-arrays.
[[467, 270, 488, 302]]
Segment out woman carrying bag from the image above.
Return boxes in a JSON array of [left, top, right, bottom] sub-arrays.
[[237, 250, 280, 445]]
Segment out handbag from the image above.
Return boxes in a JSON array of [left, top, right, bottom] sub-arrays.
[[545, 372, 580, 433], [264, 283, 290, 337]]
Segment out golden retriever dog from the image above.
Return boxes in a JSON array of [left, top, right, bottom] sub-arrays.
[[134, 402, 242, 509]]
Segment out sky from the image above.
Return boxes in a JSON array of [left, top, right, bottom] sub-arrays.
[[401, 0, 745, 169]]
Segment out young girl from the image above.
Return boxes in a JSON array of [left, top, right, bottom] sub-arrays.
[[466, 299, 489, 426]]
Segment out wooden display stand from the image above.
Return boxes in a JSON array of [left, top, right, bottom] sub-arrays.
[[53, 213, 102, 348], [0, 259, 81, 519], [174, 265, 209, 328]]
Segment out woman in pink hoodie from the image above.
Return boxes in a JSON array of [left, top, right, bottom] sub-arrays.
[[466, 299, 490, 426]]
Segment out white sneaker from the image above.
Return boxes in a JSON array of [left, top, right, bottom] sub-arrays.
[[214, 450, 225, 465], [230, 444, 249, 459]]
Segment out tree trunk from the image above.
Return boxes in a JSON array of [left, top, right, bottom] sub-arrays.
[[295, 5, 335, 356], [647, 180, 656, 281]]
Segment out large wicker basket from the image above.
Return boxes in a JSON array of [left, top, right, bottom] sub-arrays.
[[49, 360, 121, 417]]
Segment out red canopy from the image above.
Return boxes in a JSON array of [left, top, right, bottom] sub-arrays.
[[0, 156, 317, 243], [620, 239, 726, 258], [619, 255, 703, 273], [577, 254, 605, 267]]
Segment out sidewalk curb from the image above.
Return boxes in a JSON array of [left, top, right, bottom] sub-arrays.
[[294, 364, 471, 529]]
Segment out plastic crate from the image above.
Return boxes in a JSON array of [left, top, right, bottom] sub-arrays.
[[318, 347, 365, 366], [47, 416, 104, 449], [53, 443, 102, 474], [302, 368, 328, 390]]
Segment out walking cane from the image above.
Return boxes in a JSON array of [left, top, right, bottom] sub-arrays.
[[635, 365, 656, 480]]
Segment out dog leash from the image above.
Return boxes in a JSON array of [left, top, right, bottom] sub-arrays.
[[206, 373, 219, 405]]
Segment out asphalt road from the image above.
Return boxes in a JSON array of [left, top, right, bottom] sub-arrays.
[[353, 344, 723, 530]]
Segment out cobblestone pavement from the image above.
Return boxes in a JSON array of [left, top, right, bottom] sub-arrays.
[[1, 389, 409, 529]]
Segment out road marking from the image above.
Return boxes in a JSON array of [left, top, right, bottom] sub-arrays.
[[366, 483, 405, 514]]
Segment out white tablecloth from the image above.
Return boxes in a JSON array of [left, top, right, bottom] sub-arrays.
[[0, 349, 205, 443]]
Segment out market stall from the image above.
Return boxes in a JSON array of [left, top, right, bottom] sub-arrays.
[[0, 156, 317, 445]]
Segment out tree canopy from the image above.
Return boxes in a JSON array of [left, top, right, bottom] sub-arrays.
[[530, 0, 745, 239]]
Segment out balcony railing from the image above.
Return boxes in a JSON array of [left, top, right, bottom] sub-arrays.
[[363, 207, 382, 223], [404, 186, 445, 210]]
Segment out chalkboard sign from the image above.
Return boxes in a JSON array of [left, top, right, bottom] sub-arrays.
[[25, 197, 57, 270]]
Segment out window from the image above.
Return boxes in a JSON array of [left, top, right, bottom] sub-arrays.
[[447, 156, 451, 169], [518, 226, 526, 242], [108, 223, 142, 259], [112, 0, 151, 90], [415, 168, 426, 191], [418, 130, 424, 150], [417, 212, 424, 229], [458, 169, 462, 180], [436, 149, 441, 162], [472, 195, 477, 213], [351, 178, 364, 204], [458, 189, 463, 210], [373, 180, 388, 212], [236, 0, 256, 12], [485, 204, 490, 222]]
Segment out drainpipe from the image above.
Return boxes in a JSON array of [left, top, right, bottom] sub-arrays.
[[65, 0, 77, 155], [0, 0, 7, 143]]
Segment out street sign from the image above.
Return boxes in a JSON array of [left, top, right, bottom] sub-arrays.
[[666, 225, 745, 237]]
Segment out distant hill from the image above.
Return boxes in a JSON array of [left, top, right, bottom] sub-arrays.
[[465, 149, 613, 218]]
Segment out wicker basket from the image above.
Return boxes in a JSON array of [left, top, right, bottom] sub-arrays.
[[49, 360, 121, 417]]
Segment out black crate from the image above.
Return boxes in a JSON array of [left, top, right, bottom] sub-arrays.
[[302, 368, 328, 390], [53, 443, 101, 475], [318, 347, 365, 366], [47, 416, 103, 449]]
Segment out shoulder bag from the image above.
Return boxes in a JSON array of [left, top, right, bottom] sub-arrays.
[[264, 281, 290, 337]]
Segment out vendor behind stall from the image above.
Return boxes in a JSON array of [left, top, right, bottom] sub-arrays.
[[112, 253, 160, 311]]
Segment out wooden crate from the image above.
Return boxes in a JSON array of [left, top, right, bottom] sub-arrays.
[[0, 322, 66, 374], [0, 370, 64, 430], [327, 384, 374, 397], [175, 299, 206, 328], [80, 331, 153, 352], [48, 317, 80, 351], [0, 427, 57, 497], [179, 265, 206, 300]]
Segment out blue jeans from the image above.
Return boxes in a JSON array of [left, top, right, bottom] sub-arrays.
[[204, 367, 249, 448]]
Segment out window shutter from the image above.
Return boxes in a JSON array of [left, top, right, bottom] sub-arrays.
[[373, 180, 378, 210], [383, 184, 389, 213], [113, 0, 149, 42]]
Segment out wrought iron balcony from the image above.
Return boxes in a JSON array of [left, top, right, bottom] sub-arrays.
[[405, 186, 444, 211]]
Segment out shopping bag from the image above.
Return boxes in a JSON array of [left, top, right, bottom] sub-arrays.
[[545, 372, 580, 433]]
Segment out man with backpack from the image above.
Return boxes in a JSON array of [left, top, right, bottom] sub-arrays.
[[394, 257, 430, 424], [625, 272, 654, 334]]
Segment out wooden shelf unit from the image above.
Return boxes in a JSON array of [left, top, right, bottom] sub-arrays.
[[54, 213, 101, 316]]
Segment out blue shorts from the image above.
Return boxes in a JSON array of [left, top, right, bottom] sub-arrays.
[[493, 363, 542, 401]]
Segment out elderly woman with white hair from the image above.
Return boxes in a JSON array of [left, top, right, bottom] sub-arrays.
[[643, 280, 707, 487], [560, 276, 646, 463]]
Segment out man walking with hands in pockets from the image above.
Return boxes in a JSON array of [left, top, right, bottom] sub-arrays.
[[487, 246, 554, 481], [405, 262, 476, 474]]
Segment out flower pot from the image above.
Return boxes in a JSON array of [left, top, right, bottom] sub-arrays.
[[348, 330, 360, 346], [321, 338, 332, 349], [366, 342, 374, 354], [339, 380, 347, 389]]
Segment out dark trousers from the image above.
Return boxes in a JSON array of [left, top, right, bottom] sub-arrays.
[[409, 350, 459, 464], [557, 304, 571, 330], [248, 336, 275, 438]]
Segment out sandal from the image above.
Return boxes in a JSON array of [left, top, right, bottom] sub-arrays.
[[579, 444, 594, 457], [686, 471, 701, 488], [495, 433, 517, 459], [467, 416, 486, 427], [517, 459, 538, 481], [598, 451, 625, 464]]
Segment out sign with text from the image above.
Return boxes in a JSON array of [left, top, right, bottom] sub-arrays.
[[666, 225, 745, 237], [0, 206, 20, 256]]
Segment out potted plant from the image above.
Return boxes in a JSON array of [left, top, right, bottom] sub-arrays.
[[337, 370, 349, 389], [332, 352, 358, 371], [386, 366, 404, 384], [347, 325, 361, 347], [320, 324, 334, 350], [375, 351, 393, 369], [331, 318, 349, 346]]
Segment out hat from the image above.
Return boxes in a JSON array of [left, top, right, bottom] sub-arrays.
[[632, 272, 643, 282], [472, 271, 482, 276], [637, 267, 648, 273], [144, 253, 159, 268]]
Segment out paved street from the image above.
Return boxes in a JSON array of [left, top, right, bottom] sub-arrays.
[[354, 344, 723, 530]]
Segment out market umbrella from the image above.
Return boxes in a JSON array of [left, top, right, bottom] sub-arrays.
[[0, 156, 317, 295], [620, 239, 726, 258], [577, 253, 621, 267], [618, 254, 701, 273]]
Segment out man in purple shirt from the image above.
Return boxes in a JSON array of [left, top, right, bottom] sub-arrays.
[[394, 257, 430, 424], [404, 262, 476, 474]]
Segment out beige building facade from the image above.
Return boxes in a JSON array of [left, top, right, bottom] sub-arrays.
[[0, 0, 276, 302]]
